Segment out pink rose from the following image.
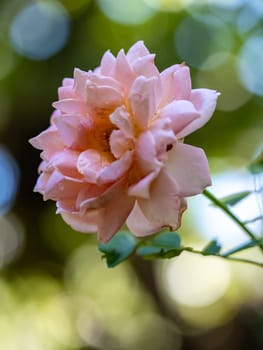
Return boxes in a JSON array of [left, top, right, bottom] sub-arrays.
[[30, 41, 219, 242]]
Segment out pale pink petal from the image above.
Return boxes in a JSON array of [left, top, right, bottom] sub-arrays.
[[160, 64, 192, 106], [86, 82, 123, 114], [126, 41, 150, 63], [100, 50, 116, 76], [62, 78, 74, 87], [53, 99, 87, 114], [109, 130, 134, 158], [53, 114, 90, 149], [150, 117, 176, 160], [97, 187, 135, 242], [97, 151, 133, 184], [132, 54, 159, 78], [37, 170, 83, 201], [165, 143, 211, 196], [77, 149, 110, 184], [61, 209, 99, 233], [114, 49, 135, 93], [109, 106, 134, 138], [138, 170, 187, 230], [128, 170, 159, 199], [49, 149, 80, 178], [126, 202, 162, 237], [159, 100, 199, 136], [29, 126, 63, 160], [79, 176, 127, 211], [87, 72, 121, 92], [135, 130, 162, 175], [176, 89, 219, 138], [73, 68, 89, 99], [58, 85, 75, 100], [129, 76, 158, 129]]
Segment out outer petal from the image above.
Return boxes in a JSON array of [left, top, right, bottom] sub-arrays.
[[53, 99, 86, 114], [35, 170, 84, 201], [159, 100, 199, 136], [132, 54, 159, 78], [47, 149, 80, 178], [128, 170, 159, 199], [97, 194, 135, 242], [176, 89, 219, 138], [114, 49, 135, 93], [138, 169, 187, 230], [129, 76, 158, 129], [165, 143, 211, 196], [100, 50, 116, 77], [29, 126, 63, 160], [160, 64, 192, 106], [74, 68, 89, 99], [126, 41, 150, 63], [61, 209, 99, 233], [126, 202, 163, 237]]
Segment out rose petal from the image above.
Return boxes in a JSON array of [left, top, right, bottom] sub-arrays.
[[165, 143, 211, 196], [159, 100, 199, 136], [126, 202, 163, 237], [74, 68, 89, 99], [109, 106, 134, 138], [100, 50, 116, 76], [86, 82, 123, 115], [109, 129, 134, 158], [160, 64, 192, 106], [176, 89, 219, 138], [61, 209, 99, 233], [135, 130, 162, 175], [77, 149, 110, 183], [126, 40, 150, 63], [128, 170, 159, 199], [138, 170, 187, 230], [132, 54, 159, 78], [97, 151, 133, 184], [150, 117, 176, 160], [129, 76, 158, 129], [114, 49, 135, 93], [53, 99, 86, 114]]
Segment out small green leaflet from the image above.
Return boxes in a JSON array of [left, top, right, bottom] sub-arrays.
[[98, 231, 137, 268], [202, 240, 221, 255], [137, 231, 183, 259], [217, 191, 251, 207]]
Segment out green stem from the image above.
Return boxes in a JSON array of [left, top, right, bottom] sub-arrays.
[[202, 189, 263, 251], [188, 248, 263, 268], [222, 239, 262, 257]]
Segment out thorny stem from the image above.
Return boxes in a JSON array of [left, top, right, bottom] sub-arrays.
[[202, 189, 263, 252]]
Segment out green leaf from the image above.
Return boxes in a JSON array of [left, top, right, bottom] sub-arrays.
[[98, 231, 137, 268], [217, 191, 251, 207], [202, 240, 221, 255], [151, 231, 181, 248], [136, 245, 183, 259]]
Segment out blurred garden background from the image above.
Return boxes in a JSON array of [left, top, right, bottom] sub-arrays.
[[0, 0, 263, 349]]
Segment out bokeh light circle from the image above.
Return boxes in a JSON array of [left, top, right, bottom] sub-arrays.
[[9, 1, 70, 60], [0, 147, 19, 214], [174, 14, 233, 68], [197, 52, 251, 111], [96, 0, 156, 25], [143, 0, 196, 12], [162, 253, 231, 308], [237, 32, 263, 96]]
